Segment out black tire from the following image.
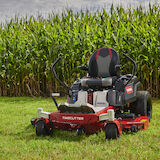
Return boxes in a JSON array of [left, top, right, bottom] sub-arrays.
[[76, 128, 85, 135], [35, 120, 49, 136], [105, 123, 119, 140], [31, 118, 36, 126], [130, 91, 152, 121]]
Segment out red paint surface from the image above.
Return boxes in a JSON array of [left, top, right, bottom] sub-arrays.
[[96, 48, 101, 60], [108, 48, 112, 59]]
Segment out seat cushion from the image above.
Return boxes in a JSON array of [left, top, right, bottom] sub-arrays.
[[81, 77, 112, 88]]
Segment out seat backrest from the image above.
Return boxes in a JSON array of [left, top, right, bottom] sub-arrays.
[[88, 47, 120, 78]]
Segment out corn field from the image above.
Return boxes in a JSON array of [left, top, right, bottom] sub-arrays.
[[0, 5, 159, 97]]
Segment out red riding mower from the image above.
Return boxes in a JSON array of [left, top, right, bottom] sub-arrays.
[[31, 47, 152, 140]]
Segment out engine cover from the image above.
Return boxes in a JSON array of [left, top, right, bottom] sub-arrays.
[[75, 90, 109, 109], [93, 91, 109, 108]]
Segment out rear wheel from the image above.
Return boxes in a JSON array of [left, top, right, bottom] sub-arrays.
[[105, 123, 119, 140], [130, 91, 152, 121]]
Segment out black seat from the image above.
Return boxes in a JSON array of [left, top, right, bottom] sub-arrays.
[[88, 47, 120, 78], [81, 47, 120, 88]]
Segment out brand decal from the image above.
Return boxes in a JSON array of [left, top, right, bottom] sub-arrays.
[[125, 86, 133, 94], [97, 102, 106, 104], [62, 116, 84, 121]]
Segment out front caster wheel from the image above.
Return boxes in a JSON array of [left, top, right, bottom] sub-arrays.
[[105, 123, 119, 140], [35, 120, 49, 136], [76, 128, 85, 135], [31, 118, 36, 126], [130, 125, 138, 132]]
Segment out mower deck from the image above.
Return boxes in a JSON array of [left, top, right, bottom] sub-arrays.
[[32, 106, 149, 136]]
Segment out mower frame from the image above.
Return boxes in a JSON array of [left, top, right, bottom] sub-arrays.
[[31, 48, 151, 139]]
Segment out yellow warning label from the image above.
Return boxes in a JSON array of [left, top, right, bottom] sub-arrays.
[[141, 119, 147, 122]]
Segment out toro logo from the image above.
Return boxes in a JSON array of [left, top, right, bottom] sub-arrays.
[[62, 116, 84, 121], [125, 86, 133, 94]]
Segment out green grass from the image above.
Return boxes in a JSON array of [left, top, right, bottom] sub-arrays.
[[0, 97, 160, 160]]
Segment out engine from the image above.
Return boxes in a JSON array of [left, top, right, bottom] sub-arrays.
[[68, 80, 109, 109]]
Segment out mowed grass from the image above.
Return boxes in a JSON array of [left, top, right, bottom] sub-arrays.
[[0, 97, 160, 160]]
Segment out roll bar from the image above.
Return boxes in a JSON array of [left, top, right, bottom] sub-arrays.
[[51, 53, 136, 89], [122, 53, 137, 85], [51, 56, 71, 91]]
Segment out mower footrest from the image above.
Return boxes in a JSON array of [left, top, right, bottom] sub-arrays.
[[58, 102, 96, 113]]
